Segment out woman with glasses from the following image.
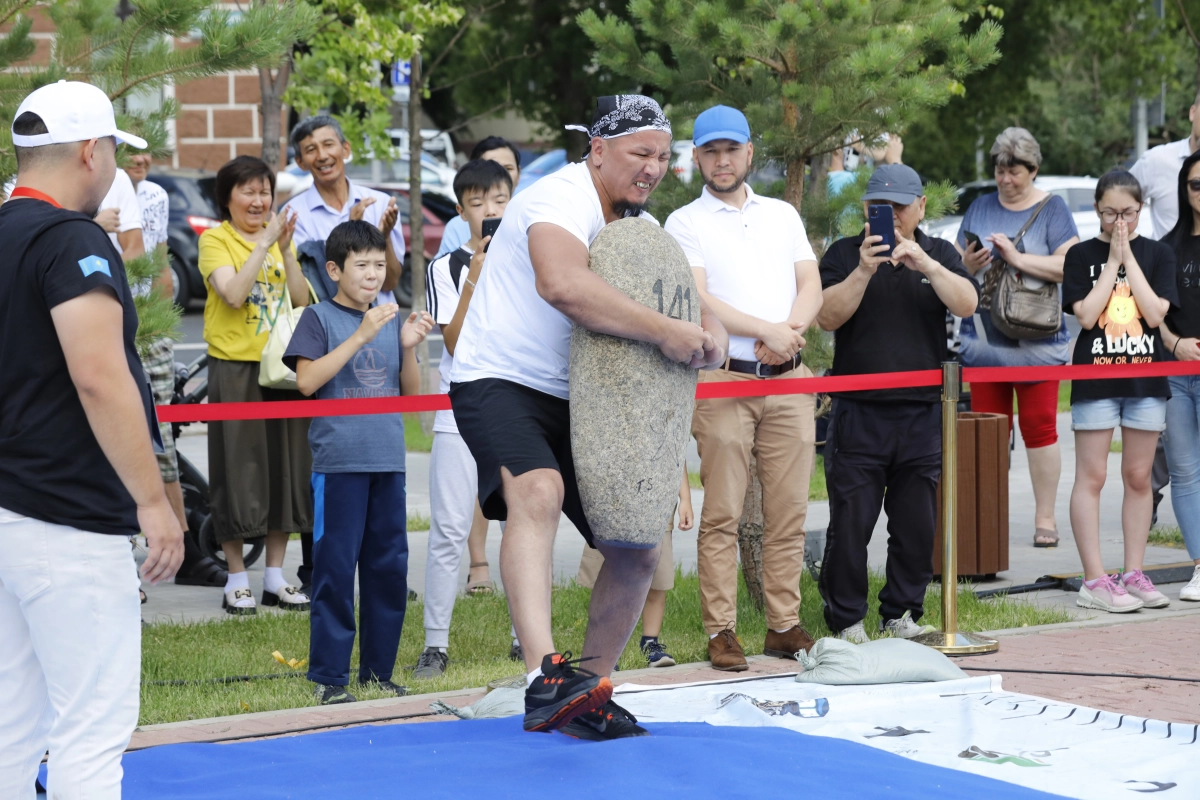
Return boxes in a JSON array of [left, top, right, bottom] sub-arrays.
[[1063, 169, 1178, 613], [1161, 152, 1200, 601], [955, 128, 1080, 548]]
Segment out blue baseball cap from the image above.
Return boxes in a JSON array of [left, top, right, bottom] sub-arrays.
[[693, 105, 751, 146]]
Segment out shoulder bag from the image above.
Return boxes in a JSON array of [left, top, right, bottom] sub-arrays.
[[259, 262, 318, 390], [982, 195, 1061, 340]]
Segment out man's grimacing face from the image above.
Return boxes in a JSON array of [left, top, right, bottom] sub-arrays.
[[591, 130, 673, 216]]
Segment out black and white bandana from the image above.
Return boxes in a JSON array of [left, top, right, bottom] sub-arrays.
[[566, 95, 672, 146]]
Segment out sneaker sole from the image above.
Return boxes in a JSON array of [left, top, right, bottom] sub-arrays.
[[523, 677, 613, 733], [1138, 597, 1171, 609], [559, 721, 651, 741], [1076, 596, 1144, 613], [648, 656, 676, 668]]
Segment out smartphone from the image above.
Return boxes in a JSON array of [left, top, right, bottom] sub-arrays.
[[866, 204, 896, 256], [963, 230, 983, 250], [481, 217, 502, 251]]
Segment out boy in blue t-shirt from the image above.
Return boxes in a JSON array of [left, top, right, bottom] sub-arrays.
[[283, 220, 434, 705]]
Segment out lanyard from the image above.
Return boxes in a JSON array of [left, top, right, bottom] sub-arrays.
[[9, 186, 62, 208]]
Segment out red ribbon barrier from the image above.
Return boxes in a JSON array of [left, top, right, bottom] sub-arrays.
[[156, 361, 1200, 424]]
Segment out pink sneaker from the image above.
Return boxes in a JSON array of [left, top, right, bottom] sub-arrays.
[[1120, 570, 1170, 609], [1077, 574, 1144, 613]]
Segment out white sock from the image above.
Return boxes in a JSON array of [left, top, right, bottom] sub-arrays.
[[225, 571, 249, 593], [526, 667, 543, 687], [513, 636, 521, 647], [263, 567, 288, 594], [772, 628, 792, 634], [709, 632, 720, 640]]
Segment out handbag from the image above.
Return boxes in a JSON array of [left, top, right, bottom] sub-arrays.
[[259, 268, 318, 390], [981, 196, 1061, 340]]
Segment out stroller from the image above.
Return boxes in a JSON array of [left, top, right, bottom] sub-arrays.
[[172, 353, 264, 572]]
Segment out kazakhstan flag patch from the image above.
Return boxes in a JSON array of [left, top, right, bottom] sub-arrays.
[[78, 255, 111, 278]]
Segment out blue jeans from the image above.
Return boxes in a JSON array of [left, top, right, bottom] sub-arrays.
[[1165, 375, 1200, 560]]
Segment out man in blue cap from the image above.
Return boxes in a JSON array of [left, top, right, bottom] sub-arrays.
[[666, 105, 823, 671], [815, 163, 979, 644]]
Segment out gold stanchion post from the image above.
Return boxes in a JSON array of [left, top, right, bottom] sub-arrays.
[[912, 362, 999, 655]]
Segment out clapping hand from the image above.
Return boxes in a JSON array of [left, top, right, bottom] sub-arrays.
[[349, 197, 376, 222], [377, 197, 399, 236], [401, 310, 435, 348], [264, 208, 299, 250], [355, 303, 399, 345]]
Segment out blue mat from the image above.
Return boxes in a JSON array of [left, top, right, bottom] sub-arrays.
[[112, 717, 1069, 799]]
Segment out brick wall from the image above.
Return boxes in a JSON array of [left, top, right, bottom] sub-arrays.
[[173, 71, 287, 171]]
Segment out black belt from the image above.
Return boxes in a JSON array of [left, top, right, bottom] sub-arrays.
[[725, 353, 802, 378]]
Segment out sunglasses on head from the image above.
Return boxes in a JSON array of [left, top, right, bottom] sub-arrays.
[[1189, 179, 1200, 192]]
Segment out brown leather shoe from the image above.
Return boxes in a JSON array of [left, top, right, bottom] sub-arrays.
[[763, 625, 815, 659], [707, 628, 749, 672]]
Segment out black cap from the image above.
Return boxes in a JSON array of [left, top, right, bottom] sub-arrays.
[[861, 164, 923, 205]]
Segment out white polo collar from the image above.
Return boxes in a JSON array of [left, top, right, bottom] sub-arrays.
[[306, 177, 366, 214], [699, 182, 760, 213]]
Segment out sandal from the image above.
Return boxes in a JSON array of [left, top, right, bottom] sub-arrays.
[[175, 555, 229, 587], [466, 561, 494, 596], [1033, 528, 1059, 548]]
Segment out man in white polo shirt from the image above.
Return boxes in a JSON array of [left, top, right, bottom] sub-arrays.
[[665, 105, 822, 672], [1130, 92, 1200, 239]]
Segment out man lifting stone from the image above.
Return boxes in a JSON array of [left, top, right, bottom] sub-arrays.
[[449, 95, 728, 741]]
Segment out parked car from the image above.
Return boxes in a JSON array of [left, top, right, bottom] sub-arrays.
[[145, 169, 221, 306], [363, 184, 450, 307], [515, 149, 569, 193], [345, 156, 456, 195], [924, 176, 1155, 244], [387, 128, 458, 169]]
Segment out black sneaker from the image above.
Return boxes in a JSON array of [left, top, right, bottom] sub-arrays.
[[509, 642, 524, 662], [413, 648, 449, 679], [560, 700, 650, 741], [523, 652, 612, 733], [315, 684, 357, 705], [361, 679, 408, 697], [641, 639, 676, 668]]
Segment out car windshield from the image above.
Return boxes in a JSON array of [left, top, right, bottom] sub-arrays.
[[1046, 187, 1096, 213]]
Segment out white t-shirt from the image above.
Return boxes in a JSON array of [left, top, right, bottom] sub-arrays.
[[100, 169, 143, 255], [426, 245, 474, 434], [1130, 137, 1193, 239], [665, 185, 816, 361], [449, 161, 655, 399], [135, 178, 169, 251]]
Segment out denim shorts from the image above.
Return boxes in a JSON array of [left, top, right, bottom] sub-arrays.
[[1071, 396, 1167, 432]]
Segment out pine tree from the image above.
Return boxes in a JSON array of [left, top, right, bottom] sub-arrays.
[[579, 0, 1003, 210], [0, 0, 316, 351]]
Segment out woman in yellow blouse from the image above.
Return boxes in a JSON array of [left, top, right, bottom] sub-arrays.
[[200, 156, 312, 615]]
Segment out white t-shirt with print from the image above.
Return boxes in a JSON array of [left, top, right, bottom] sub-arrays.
[[100, 169, 142, 256], [449, 160, 655, 400], [136, 178, 169, 251], [426, 244, 474, 434]]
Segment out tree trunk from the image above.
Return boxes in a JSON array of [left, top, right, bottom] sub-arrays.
[[784, 156, 806, 213], [408, 52, 434, 433], [737, 456, 766, 612], [258, 56, 291, 169]]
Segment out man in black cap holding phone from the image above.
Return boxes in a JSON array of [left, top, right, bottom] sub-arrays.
[[815, 163, 978, 645]]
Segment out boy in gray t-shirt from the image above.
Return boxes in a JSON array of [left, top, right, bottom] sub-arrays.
[[283, 220, 434, 705]]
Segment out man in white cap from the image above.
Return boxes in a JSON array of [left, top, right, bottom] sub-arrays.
[[0, 80, 183, 799]]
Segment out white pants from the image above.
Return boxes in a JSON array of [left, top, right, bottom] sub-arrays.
[[0, 506, 141, 800], [424, 432, 479, 649]]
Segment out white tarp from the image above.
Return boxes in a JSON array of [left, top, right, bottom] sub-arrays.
[[614, 674, 1198, 798]]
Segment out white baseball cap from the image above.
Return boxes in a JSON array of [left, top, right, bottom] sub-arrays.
[[12, 80, 147, 150]]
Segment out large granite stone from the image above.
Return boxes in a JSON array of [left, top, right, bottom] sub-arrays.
[[570, 217, 700, 548]]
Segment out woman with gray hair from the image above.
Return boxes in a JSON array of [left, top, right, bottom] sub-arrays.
[[954, 127, 1081, 548]]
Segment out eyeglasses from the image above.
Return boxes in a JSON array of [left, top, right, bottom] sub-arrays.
[[1188, 179, 1200, 193], [1098, 208, 1140, 224]]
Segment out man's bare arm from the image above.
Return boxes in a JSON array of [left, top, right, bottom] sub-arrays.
[[117, 227, 145, 261], [51, 288, 183, 583], [528, 222, 713, 364]]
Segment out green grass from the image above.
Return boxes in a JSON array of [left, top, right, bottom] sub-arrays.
[[404, 413, 433, 453], [687, 454, 826, 501], [1110, 436, 1122, 453], [1149, 525, 1185, 549], [139, 569, 1069, 726]]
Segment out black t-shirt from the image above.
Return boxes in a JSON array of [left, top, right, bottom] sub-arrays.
[[1063, 236, 1179, 402], [1166, 233, 1200, 342], [0, 197, 153, 535], [819, 228, 979, 403]]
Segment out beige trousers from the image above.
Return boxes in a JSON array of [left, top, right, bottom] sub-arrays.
[[692, 367, 815, 633]]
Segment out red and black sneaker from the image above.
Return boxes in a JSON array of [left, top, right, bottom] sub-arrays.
[[560, 699, 649, 741], [523, 652, 612, 733]]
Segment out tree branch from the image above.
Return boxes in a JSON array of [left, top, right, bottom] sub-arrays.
[[428, 46, 535, 93], [435, 99, 510, 135], [1175, 0, 1200, 50], [424, 0, 504, 83]]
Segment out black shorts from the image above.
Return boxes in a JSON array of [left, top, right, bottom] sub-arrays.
[[449, 378, 595, 546]]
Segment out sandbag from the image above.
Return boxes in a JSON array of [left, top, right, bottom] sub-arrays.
[[429, 687, 524, 720], [795, 637, 967, 685]]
